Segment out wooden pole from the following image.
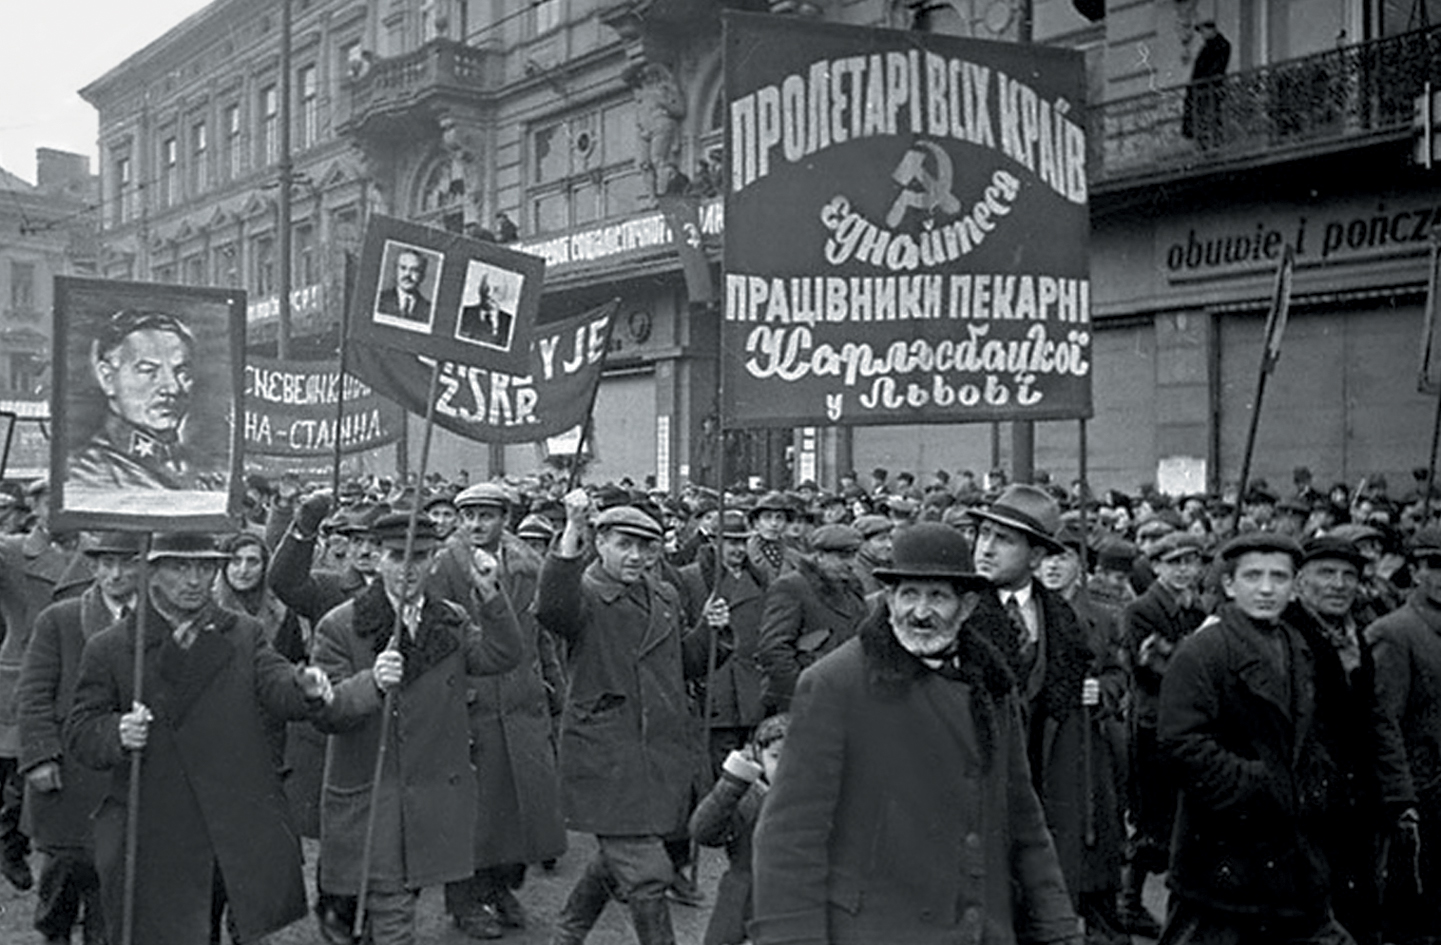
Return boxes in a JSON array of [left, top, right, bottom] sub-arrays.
[[1077, 418, 1095, 848], [352, 361, 442, 939], [120, 533, 153, 945], [331, 251, 355, 498]]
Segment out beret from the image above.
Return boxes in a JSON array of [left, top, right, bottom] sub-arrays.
[[594, 505, 663, 542]]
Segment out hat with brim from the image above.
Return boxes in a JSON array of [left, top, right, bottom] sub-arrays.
[[747, 491, 796, 521], [1300, 536, 1368, 571], [85, 531, 146, 558], [810, 524, 863, 553], [966, 484, 1065, 553], [1408, 526, 1441, 559], [516, 514, 556, 542], [718, 509, 752, 539], [594, 506, 664, 542], [148, 532, 230, 562], [873, 522, 990, 588], [1217, 531, 1303, 566], [371, 512, 443, 552]]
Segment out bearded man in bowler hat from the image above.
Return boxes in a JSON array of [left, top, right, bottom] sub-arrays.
[[752, 522, 1082, 945]]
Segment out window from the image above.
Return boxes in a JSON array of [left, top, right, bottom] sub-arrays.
[[191, 121, 209, 193], [225, 104, 243, 180], [7, 353, 44, 395], [184, 254, 206, 286], [527, 99, 643, 235], [340, 40, 364, 83], [112, 155, 133, 226], [214, 244, 240, 287], [533, 0, 561, 36], [294, 223, 317, 287], [10, 262, 35, 313], [161, 136, 179, 208], [298, 64, 319, 148], [260, 85, 279, 166], [253, 234, 276, 296]]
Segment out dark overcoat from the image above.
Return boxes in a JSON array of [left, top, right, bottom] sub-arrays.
[[18, 584, 113, 850], [755, 557, 868, 713], [64, 601, 323, 945], [689, 771, 766, 945], [678, 553, 769, 730], [751, 604, 1082, 945], [0, 529, 90, 755], [431, 533, 566, 867], [311, 580, 522, 894], [1159, 605, 1342, 920], [267, 527, 368, 623], [535, 552, 720, 836]]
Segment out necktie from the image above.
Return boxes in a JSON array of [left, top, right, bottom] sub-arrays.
[[402, 294, 413, 316], [174, 623, 197, 650], [1006, 596, 1034, 667], [401, 602, 421, 638]]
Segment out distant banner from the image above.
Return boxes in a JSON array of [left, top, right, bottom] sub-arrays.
[[243, 358, 404, 457], [347, 300, 619, 444], [721, 13, 1091, 427], [657, 194, 715, 304]]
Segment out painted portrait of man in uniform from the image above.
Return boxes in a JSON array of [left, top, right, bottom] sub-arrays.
[[52, 278, 243, 529]]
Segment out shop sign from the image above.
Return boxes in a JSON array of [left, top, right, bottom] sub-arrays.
[[721, 13, 1092, 427], [516, 201, 723, 269]]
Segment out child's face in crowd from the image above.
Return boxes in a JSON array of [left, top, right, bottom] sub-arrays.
[[760, 740, 783, 783]]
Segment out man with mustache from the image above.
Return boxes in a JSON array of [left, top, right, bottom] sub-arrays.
[[69, 309, 213, 492], [752, 523, 1082, 945]]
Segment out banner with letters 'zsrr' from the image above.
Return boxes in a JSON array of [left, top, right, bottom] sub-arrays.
[[721, 12, 1092, 427]]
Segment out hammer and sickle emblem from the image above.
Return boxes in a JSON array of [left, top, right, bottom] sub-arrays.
[[682, 222, 701, 250], [886, 141, 961, 228]]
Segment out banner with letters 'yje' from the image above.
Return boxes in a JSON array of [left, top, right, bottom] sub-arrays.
[[722, 13, 1091, 427]]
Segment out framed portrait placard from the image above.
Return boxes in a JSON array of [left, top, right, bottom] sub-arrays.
[[50, 277, 245, 532], [352, 215, 545, 375]]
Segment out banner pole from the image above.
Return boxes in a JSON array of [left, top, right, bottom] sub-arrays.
[[1230, 248, 1293, 535], [331, 251, 355, 498], [353, 359, 442, 940], [563, 300, 620, 494], [1076, 418, 1095, 848], [120, 533, 153, 945], [1426, 378, 1441, 524], [1424, 231, 1441, 523]]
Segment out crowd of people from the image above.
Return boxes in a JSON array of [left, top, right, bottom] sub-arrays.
[[0, 454, 1437, 945]]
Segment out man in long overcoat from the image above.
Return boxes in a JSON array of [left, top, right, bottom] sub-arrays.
[[751, 523, 1082, 945], [755, 525, 868, 714], [19, 531, 142, 944], [536, 494, 729, 945], [1367, 527, 1441, 944], [967, 486, 1095, 917], [64, 532, 334, 945], [431, 483, 566, 937], [311, 513, 522, 945], [1158, 533, 1356, 945]]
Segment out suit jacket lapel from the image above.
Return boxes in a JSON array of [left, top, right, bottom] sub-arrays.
[[156, 614, 236, 726]]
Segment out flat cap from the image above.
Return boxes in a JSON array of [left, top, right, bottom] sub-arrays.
[[1409, 526, 1441, 558], [84, 531, 146, 557], [718, 510, 753, 538], [1154, 532, 1206, 562], [594, 505, 663, 542], [1217, 531, 1303, 565], [370, 512, 443, 551], [148, 532, 229, 562], [810, 524, 863, 552], [516, 514, 556, 542], [455, 483, 511, 510], [852, 514, 893, 539], [1300, 536, 1367, 571]]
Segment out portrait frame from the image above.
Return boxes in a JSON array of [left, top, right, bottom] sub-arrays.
[[352, 215, 544, 374], [454, 258, 524, 353], [371, 240, 444, 335], [49, 277, 245, 532]]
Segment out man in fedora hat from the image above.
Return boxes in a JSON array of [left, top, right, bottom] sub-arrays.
[[967, 484, 1096, 926], [311, 512, 523, 945], [756, 524, 868, 714], [537, 492, 731, 945], [65, 531, 336, 945], [1367, 527, 1441, 943], [1158, 532, 1356, 945], [752, 522, 1082, 945], [18, 531, 143, 945]]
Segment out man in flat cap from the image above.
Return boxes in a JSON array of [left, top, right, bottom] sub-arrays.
[[966, 485, 1097, 931], [18, 531, 143, 945], [1367, 527, 1441, 944], [752, 523, 1082, 945], [65, 531, 336, 945], [311, 513, 523, 945], [1283, 536, 1410, 945], [68, 310, 216, 493], [536, 491, 730, 945], [1158, 533, 1356, 945], [756, 524, 868, 714]]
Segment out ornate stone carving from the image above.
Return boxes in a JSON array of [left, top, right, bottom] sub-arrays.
[[624, 61, 686, 197]]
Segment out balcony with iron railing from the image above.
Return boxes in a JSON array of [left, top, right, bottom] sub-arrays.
[[1090, 23, 1441, 192], [339, 39, 500, 137]]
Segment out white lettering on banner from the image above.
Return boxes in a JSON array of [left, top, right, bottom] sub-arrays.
[[515, 202, 723, 269], [244, 366, 376, 405], [730, 50, 1086, 203], [243, 408, 387, 450], [246, 283, 324, 324], [724, 272, 1089, 324]]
